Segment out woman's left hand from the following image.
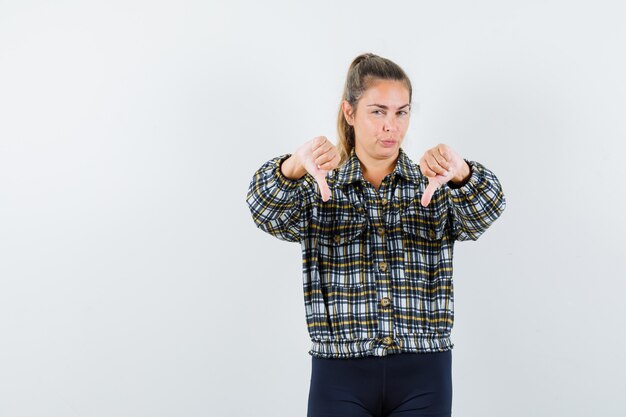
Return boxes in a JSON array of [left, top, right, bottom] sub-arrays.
[[419, 143, 471, 207]]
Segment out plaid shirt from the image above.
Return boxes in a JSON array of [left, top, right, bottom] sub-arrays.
[[246, 147, 506, 358]]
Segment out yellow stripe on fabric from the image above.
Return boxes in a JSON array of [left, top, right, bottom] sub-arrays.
[[394, 284, 453, 294], [393, 313, 453, 325], [404, 266, 453, 275]]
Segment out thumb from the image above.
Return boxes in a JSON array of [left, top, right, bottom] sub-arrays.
[[313, 171, 331, 202], [421, 177, 441, 207]]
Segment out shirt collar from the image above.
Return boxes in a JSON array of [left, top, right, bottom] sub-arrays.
[[334, 147, 422, 186]]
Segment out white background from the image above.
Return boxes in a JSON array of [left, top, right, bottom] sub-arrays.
[[1, 1, 625, 416]]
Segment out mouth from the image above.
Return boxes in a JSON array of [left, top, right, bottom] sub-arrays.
[[380, 139, 397, 146]]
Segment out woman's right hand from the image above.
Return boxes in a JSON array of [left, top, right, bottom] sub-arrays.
[[281, 136, 340, 202]]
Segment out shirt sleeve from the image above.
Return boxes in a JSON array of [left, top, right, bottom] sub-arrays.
[[445, 159, 506, 241], [246, 153, 316, 243]]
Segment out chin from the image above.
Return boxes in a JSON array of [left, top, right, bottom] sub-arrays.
[[378, 144, 399, 153]]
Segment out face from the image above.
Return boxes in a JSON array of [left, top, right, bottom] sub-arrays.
[[342, 79, 411, 162]]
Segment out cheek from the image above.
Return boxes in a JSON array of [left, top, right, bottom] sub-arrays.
[[361, 117, 381, 133], [355, 118, 377, 136]]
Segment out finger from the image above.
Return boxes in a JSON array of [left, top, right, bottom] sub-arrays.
[[419, 154, 441, 177], [419, 156, 433, 177], [314, 149, 336, 167], [318, 160, 337, 171], [432, 148, 452, 171], [318, 152, 341, 171], [421, 172, 452, 206], [311, 136, 327, 152], [437, 144, 452, 161], [420, 162, 435, 177], [312, 140, 332, 159], [437, 170, 455, 184], [313, 171, 331, 202], [421, 179, 440, 207], [425, 154, 449, 176]]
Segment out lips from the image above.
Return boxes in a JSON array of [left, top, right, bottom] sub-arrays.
[[380, 139, 397, 147]]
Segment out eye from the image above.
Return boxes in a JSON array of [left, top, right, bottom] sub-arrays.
[[398, 110, 409, 116], [372, 110, 384, 115]]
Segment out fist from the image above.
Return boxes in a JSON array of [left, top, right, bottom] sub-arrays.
[[419, 143, 470, 207], [294, 136, 340, 202]]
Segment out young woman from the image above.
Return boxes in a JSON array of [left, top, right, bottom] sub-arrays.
[[246, 53, 506, 417]]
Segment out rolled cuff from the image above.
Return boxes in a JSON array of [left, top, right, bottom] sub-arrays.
[[447, 159, 481, 195], [273, 153, 307, 191]]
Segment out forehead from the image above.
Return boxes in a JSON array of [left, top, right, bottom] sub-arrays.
[[360, 79, 410, 106]]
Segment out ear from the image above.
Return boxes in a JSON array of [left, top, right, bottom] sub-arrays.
[[341, 100, 355, 126]]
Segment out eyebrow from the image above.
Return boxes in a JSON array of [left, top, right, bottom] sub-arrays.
[[366, 103, 411, 110]]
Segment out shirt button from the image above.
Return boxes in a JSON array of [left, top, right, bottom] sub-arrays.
[[382, 336, 393, 345], [428, 229, 437, 239], [378, 262, 388, 272], [377, 227, 385, 236], [381, 198, 388, 206], [380, 297, 391, 307], [333, 234, 341, 244]]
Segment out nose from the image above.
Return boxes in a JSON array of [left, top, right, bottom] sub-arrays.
[[383, 115, 399, 132]]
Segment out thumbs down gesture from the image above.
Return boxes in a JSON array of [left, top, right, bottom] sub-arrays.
[[419, 143, 471, 207]]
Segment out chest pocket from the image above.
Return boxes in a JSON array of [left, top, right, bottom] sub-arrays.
[[401, 212, 445, 241], [400, 189, 447, 236], [400, 193, 448, 277], [316, 212, 369, 287]]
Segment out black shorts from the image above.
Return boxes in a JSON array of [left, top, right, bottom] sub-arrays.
[[307, 350, 452, 417]]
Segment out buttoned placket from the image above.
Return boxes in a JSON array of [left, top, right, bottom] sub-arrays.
[[359, 175, 399, 354]]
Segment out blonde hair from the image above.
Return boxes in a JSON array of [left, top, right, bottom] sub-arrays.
[[336, 53, 413, 166]]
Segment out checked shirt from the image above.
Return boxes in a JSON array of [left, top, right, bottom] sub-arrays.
[[246, 147, 506, 358]]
